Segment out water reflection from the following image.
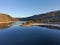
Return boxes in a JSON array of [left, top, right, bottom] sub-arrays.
[[37, 25, 60, 30], [0, 23, 13, 29], [0, 22, 60, 45]]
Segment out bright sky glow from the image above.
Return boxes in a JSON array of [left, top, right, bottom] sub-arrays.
[[0, 0, 60, 17]]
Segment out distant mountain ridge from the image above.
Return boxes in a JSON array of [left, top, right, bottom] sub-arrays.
[[17, 10, 60, 23]]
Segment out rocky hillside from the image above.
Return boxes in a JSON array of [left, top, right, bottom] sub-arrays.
[[18, 10, 60, 24], [0, 13, 19, 23]]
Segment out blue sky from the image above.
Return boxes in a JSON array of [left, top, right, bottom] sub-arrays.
[[0, 0, 60, 17]]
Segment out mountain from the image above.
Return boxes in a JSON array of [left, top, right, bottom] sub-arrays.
[[17, 10, 60, 24], [0, 13, 19, 23]]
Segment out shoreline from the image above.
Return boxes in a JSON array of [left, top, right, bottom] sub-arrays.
[[22, 23, 60, 29], [0, 21, 19, 23]]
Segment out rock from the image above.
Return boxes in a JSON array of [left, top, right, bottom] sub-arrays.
[[0, 13, 19, 29], [0, 13, 19, 23]]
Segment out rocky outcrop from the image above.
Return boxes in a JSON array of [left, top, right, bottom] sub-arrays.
[[0, 13, 19, 23], [0, 13, 19, 29]]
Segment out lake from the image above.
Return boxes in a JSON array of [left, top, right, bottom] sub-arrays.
[[0, 21, 60, 45]]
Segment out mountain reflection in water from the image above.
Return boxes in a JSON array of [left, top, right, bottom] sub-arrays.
[[0, 22, 60, 45], [0, 23, 13, 29], [0, 22, 60, 30], [37, 25, 60, 30]]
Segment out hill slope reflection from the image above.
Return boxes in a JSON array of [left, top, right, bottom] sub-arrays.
[[0, 22, 60, 45], [0, 23, 13, 29], [37, 25, 60, 30]]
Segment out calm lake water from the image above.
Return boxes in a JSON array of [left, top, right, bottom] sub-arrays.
[[0, 21, 60, 45]]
